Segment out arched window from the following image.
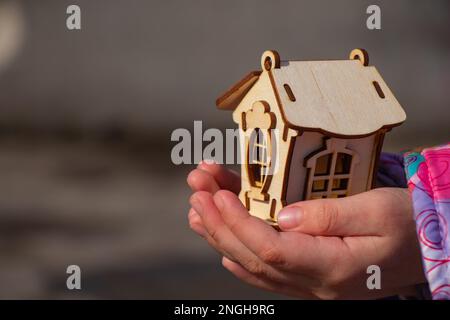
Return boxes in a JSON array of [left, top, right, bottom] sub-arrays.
[[243, 101, 275, 202], [304, 139, 359, 200], [248, 128, 270, 189]]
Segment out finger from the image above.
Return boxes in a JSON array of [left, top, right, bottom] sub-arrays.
[[277, 189, 390, 236], [188, 208, 207, 238], [214, 190, 328, 274], [213, 190, 288, 265], [188, 208, 201, 223], [189, 208, 229, 253], [198, 160, 241, 194], [195, 191, 343, 284], [188, 206, 235, 261], [222, 256, 283, 292], [190, 191, 286, 282], [187, 169, 220, 194], [190, 191, 258, 261], [222, 257, 314, 299]]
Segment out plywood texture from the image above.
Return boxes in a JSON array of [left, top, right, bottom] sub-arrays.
[[215, 50, 408, 222], [272, 60, 406, 136]]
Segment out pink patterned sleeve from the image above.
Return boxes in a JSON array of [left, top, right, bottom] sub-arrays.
[[404, 143, 450, 300]]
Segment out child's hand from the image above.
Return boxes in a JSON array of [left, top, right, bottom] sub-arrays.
[[187, 162, 425, 299]]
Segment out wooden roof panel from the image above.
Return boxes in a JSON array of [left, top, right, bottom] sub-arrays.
[[216, 71, 261, 110], [272, 60, 406, 136]]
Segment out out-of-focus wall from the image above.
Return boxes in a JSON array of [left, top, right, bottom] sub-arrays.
[[0, 0, 449, 148], [0, 0, 448, 299], [0, 1, 24, 72]]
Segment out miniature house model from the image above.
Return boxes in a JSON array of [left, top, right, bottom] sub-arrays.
[[216, 49, 406, 225]]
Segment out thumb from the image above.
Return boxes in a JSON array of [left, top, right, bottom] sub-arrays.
[[277, 190, 386, 236]]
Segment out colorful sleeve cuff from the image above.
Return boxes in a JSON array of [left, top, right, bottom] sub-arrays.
[[404, 143, 450, 300]]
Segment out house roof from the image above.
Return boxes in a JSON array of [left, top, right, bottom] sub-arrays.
[[216, 71, 261, 110], [216, 50, 406, 137]]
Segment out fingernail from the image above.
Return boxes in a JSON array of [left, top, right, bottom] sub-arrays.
[[277, 207, 302, 230], [190, 196, 203, 214], [213, 193, 224, 211], [200, 159, 216, 165], [188, 209, 197, 219]]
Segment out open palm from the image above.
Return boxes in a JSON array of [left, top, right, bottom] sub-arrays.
[[187, 161, 425, 299]]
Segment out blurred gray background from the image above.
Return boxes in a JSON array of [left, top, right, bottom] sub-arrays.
[[0, 0, 448, 298]]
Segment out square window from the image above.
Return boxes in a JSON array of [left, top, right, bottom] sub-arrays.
[[332, 178, 349, 191], [312, 179, 328, 192]]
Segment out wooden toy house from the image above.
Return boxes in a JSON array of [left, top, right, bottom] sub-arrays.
[[216, 49, 406, 225]]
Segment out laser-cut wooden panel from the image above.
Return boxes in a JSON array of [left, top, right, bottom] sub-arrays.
[[304, 138, 360, 200]]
